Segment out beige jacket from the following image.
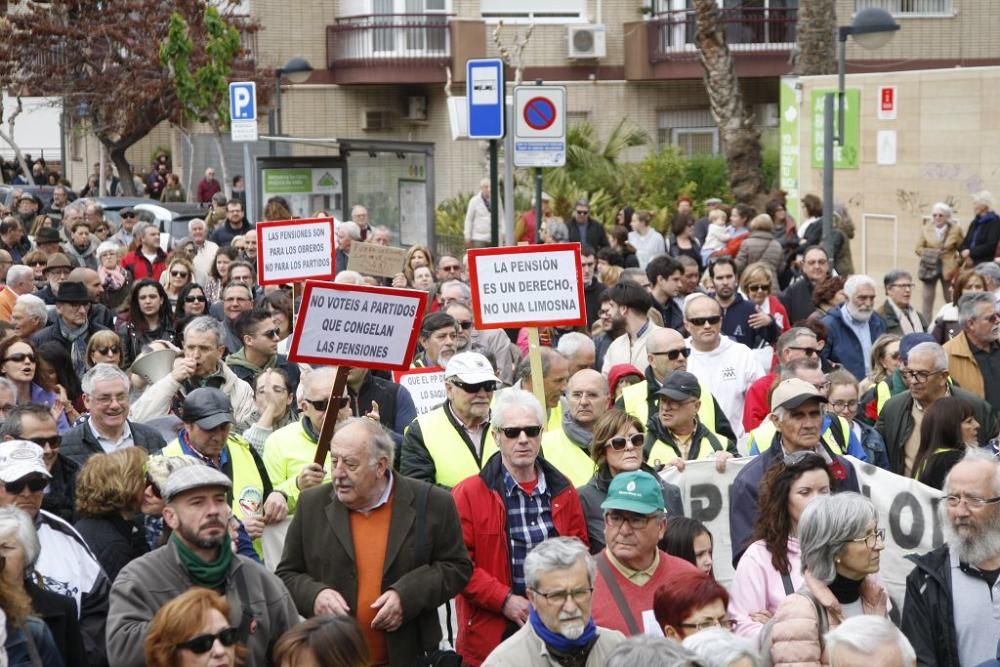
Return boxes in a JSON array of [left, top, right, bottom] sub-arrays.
[[483, 622, 625, 667], [130, 362, 257, 432], [915, 220, 964, 282]]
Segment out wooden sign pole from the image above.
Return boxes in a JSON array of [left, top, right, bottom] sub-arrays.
[[313, 365, 349, 465], [526, 328, 548, 429]]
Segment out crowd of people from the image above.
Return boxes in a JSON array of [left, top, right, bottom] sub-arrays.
[[0, 155, 999, 667]]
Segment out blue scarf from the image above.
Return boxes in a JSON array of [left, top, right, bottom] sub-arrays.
[[528, 608, 598, 654]]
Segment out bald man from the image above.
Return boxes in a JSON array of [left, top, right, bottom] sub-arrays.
[[616, 327, 735, 442], [46, 267, 115, 330], [540, 369, 608, 486]]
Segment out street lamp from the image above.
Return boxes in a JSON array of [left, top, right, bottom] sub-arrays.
[[821, 8, 900, 244], [269, 56, 314, 153]]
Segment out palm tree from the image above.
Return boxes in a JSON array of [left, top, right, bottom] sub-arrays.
[[796, 0, 836, 75]]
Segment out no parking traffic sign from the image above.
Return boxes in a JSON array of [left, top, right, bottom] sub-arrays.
[[513, 85, 566, 168]]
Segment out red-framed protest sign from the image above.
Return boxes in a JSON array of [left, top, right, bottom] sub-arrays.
[[288, 281, 426, 372], [255, 217, 335, 286], [467, 242, 586, 330]]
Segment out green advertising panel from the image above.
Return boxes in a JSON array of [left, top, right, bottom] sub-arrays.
[[779, 76, 800, 218], [262, 168, 313, 193], [810, 88, 860, 170]]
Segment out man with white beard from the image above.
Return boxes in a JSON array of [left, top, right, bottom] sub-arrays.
[[902, 449, 1000, 667], [820, 274, 888, 381]]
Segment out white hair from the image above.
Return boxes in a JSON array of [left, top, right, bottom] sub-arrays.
[[682, 628, 760, 667], [492, 388, 545, 430], [825, 616, 915, 667], [907, 341, 948, 372], [0, 506, 40, 569], [973, 190, 994, 209], [842, 274, 876, 298], [930, 202, 952, 217], [523, 537, 594, 590], [14, 294, 47, 323], [81, 363, 131, 395], [297, 365, 339, 402], [187, 218, 207, 232], [5, 264, 34, 286], [334, 270, 364, 285], [799, 493, 878, 584], [338, 220, 362, 241], [0, 377, 16, 401], [96, 240, 124, 258], [333, 416, 394, 464], [556, 332, 595, 359], [606, 636, 703, 667], [183, 315, 225, 347]]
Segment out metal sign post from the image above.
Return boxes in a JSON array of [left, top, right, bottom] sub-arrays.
[[467, 59, 506, 247]]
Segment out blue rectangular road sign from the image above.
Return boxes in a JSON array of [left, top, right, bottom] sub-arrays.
[[229, 82, 257, 121], [466, 59, 504, 139]]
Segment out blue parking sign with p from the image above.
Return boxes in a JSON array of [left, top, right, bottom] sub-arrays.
[[229, 82, 256, 121]]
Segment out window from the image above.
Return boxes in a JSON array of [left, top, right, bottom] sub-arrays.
[[657, 109, 719, 155], [480, 0, 585, 23], [567, 111, 589, 126], [370, 0, 449, 55], [854, 0, 951, 15]]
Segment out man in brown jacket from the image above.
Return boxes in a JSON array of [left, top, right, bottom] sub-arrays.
[[276, 417, 472, 666], [944, 291, 1000, 406]]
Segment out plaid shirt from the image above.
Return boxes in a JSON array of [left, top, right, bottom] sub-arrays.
[[502, 466, 557, 595]]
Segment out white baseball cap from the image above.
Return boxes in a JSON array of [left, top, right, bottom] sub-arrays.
[[445, 352, 503, 386], [0, 441, 51, 483]]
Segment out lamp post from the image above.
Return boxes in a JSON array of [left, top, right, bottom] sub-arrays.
[[821, 8, 900, 245], [268, 57, 314, 155]]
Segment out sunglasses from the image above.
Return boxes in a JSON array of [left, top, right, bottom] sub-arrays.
[[96, 345, 120, 356], [688, 316, 722, 327], [176, 627, 239, 654], [451, 380, 497, 394], [787, 346, 819, 356], [606, 433, 645, 450], [170, 270, 189, 278], [121, 212, 136, 218], [456, 321, 473, 330], [29, 261, 47, 267], [304, 397, 350, 412], [651, 347, 691, 360], [4, 476, 48, 495], [498, 425, 542, 439], [258, 328, 280, 339], [747, 284, 770, 293], [184, 295, 207, 303], [4, 353, 35, 364], [575, 210, 589, 215], [30, 435, 61, 450], [145, 474, 162, 499]]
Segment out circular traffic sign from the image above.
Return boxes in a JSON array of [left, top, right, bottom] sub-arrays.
[[523, 97, 557, 131]]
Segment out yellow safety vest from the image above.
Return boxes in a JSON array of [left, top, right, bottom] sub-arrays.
[[875, 381, 892, 416], [748, 416, 849, 456], [547, 402, 563, 433], [541, 428, 597, 487], [163, 434, 267, 558], [621, 380, 717, 431], [914, 447, 952, 480], [416, 406, 498, 489]]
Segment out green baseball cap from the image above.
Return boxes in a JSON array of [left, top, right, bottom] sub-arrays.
[[601, 470, 664, 515]]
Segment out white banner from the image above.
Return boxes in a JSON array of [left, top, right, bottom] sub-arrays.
[[662, 457, 943, 604]]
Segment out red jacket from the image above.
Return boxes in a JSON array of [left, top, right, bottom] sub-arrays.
[[120, 248, 168, 282], [743, 371, 777, 433], [452, 453, 589, 666]]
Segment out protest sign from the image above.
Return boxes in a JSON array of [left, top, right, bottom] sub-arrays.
[[256, 217, 335, 285], [662, 457, 942, 604], [467, 243, 585, 330], [392, 367, 446, 416], [289, 282, 426, 371], [347, 241, 407, 278]]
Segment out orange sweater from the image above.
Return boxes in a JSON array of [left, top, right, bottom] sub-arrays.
[[349, 490, 395, 665]]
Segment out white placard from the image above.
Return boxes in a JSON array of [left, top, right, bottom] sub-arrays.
[[468, 243, 585, 330], [878, 130, 897, 165], [255, 218, 334, 285], [392, 368, 447, 416], [289, 282, 425, 371]]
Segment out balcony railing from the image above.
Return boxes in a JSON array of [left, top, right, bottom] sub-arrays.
[[648, 7, 797, 62], [327, 14, 451, 70]]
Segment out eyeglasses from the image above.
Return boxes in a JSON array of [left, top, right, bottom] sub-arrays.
[[257, 328, 280, 339], [91, 393, 128, 406], [4, 476, 48, 494], [900, 369, 945, 383], [96, 345, 120, 356], [4, 353, 35, 364], [943, 494, 1000, 509], [688, 316, 722, 327], [650, 347, 691, 360], [498, 425, 543, 439], [176, 627, 239, 654], [170, 270, 189, 278], [888, 351, 901, 360], [455, 320, 473, 330], [787, 346, 820, 356], [575, 210, 589, 216], [849, 527, 886, 549], [451, 380, 497, 394], [30, 435, 61, 450], [680, 617, 738, 632], [304, 397, 349, 412], [530, 587, 593, 606], [890, 283, 914, 290], [439, 265, 461, 273], [605, 511, 662, 530], [606, 433, 645, 450], [747, 284, 771, 293], [184, 295, 207, 303], [829, 399, 858, 411]]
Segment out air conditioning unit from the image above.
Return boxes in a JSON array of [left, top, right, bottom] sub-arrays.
[[405, 95, 428, 121], [567, 24, 606, 59], [361, 109, 394, 131]]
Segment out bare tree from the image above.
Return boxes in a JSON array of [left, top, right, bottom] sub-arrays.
[[0, 95, 32, 182], [692, 0, 766, 204], [795, 0, 837, 75]]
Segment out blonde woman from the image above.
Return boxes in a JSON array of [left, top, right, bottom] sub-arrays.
[[159, 255, 195, 310]]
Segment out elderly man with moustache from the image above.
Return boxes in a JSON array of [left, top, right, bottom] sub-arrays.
[[482, 537, 625, 666], [452, 389, 589, 666], [821, 275, 888, 381], [277, 418, 471, 666]]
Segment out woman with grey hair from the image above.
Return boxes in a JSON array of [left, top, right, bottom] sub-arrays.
[[915, 202, 964, 322], [683, 627, 760, 667], [960, 190, 1000, 268], [766, 493, 889, 667], [0, 506, 84, 665]]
